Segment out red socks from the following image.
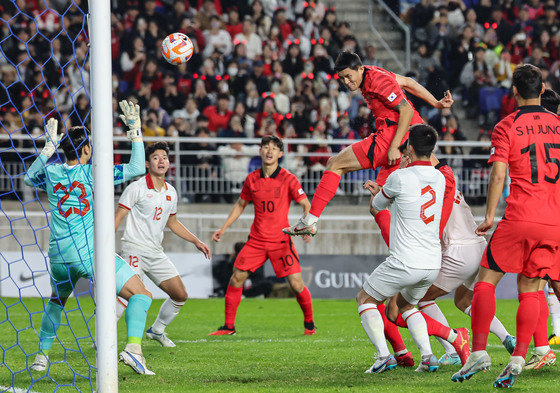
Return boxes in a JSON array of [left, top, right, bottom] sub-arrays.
[[394, 310, 452, 340], [309, 171, 341, 217], [471, 281, 496, 351], [374, 210, 391, 247], [377, 303, 406, 353], [224, 285, 243, 328], [513, 292, 540, 357], [296, 287, 314, 323], [533, 290, 549, 347]]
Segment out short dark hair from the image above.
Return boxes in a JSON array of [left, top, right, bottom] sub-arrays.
[[60, 126, 90, 161], [217, 93, 230, 101], [261, 135, 283, 151], [513, 64, 543, 99], [408, 124, 437, 158], [334, 51, 362, 73], [146, 141, 170, 161], [541, 88, 560, 114]]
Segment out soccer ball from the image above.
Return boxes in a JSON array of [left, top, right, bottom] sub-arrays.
[[162, 33, 194, 65]]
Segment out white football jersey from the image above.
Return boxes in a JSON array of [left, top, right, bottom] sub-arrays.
[[119, 174, 178, 255], [441, 189, 486, 249], [372, 162, 445, 270]]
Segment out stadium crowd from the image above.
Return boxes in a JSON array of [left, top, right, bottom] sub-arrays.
[[1, 0, 559, 202]]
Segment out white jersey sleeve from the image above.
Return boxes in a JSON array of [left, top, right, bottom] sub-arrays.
[[372, 172, 400, 211], [118, 181, 141, 211]]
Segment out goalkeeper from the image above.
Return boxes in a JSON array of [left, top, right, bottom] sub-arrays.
[[25, 101, 155, 375]]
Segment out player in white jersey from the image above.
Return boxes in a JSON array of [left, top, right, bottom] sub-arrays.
[[115, 141, 211, 347], [366, 146, 515, 366], [356, 124, 468, 375]]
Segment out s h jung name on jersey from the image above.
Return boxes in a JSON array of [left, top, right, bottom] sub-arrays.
[[516, 124, 560, 136]]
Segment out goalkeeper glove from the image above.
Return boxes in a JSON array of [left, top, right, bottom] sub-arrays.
[[41, 118, 61, 158], [118, 100, 143, 142]]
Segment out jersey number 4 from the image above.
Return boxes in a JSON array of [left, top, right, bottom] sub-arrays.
[[521, 143, 560, 184], [54, 181, 90, 218], [420, 185, 436, 225]]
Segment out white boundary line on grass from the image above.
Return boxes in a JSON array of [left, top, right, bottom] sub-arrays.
[[0, 386, 42, 393]]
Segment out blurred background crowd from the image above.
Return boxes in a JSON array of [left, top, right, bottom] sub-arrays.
[[1, 0, 559, 203]]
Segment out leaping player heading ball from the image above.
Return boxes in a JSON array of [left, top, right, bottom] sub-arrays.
[[284, 51, 454, 237]]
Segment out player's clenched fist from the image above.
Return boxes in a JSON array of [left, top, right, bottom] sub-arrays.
[[363, 180, 381, 196], [212, 228, 225, 242], [475, 218, 494, 236]]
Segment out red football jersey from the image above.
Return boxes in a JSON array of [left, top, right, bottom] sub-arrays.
[[489, 105, 560, 226], [435, 162, 457, 237], [359, 65, 424, 130], [240, 167, 307, 242]]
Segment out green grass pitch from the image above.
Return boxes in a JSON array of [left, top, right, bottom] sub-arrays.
[[1, 297, 558, 392]]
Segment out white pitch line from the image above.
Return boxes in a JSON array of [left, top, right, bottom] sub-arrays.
[[0, 386, 42, 393]]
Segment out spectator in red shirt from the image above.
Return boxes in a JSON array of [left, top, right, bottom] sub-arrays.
[[225, 8, 243, 38], [256, 97, 283, 129], [274, 9, 293, 39], [203, 93, 233, 134]]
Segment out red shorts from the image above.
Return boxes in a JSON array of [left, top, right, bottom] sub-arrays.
[[351, 122, 408, 186], [480, 219, 560, 278], [234, 237, 301, 278]]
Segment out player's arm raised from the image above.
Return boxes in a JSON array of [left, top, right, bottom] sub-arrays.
[[167, 214, 211, 259], [212, 198, 250, 242], [118, 100, 146, 182], [388, 99, 415, 165], [395, 74, 454, 109], [475, 161, 507, 236]]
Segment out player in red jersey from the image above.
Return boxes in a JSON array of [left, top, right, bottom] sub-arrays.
[[209, 135, 315, 336], [452, 65, 560, 388], [284, 51, 454, 237]]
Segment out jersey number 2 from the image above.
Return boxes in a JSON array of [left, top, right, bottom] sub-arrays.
[[420, 185, 436, 225], [54, 181, 90, 218]]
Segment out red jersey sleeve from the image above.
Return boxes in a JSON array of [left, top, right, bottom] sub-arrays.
[[436, 163, 457, 238], [240, 176, 252, 201], [288, 174, 306, 203], [368, 68, 406, 110], [488, 115, 513, 164]]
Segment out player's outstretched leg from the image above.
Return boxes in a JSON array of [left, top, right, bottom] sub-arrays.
[[418, 301, 461, 366], [525, 290, 556, 370], [117, 262, 154, 375], [547, 283, 560, 345], [357, 290, 397, 374], [30, 297, 66, 372], [283, 146, 363, 236], [146, 276, 188, 347], [287, 273, 316, 335]]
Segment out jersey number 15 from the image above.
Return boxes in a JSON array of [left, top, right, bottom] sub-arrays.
[[521, 143, 560, 184]]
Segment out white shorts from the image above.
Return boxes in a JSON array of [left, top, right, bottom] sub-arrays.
[[363, 256, 440, 305], [433, 241, 486, 293], [121, 248, 179, 286]]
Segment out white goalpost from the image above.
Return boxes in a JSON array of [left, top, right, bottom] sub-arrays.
[[89, 0, 118, 391]]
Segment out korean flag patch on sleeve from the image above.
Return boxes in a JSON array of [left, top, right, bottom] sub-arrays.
[[298, 188, 304, 195], [388, 92, 397, 102]]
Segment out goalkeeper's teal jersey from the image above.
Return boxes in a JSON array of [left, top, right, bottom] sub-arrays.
[[25, 142, 145, 264]]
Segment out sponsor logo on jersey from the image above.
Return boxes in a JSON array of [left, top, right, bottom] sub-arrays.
[[147, 194, 153, 198], [388, 92, 397, 102]]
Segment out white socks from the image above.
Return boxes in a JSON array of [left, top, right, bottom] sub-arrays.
[[358, 304, 390, 358], [464, 304, 510, 342], [151, 298, 185, 334], [418, 301, 456, 355], [547, 289, 560, 337], [402, 308, 432, 357], [116, 297, 127, 321]]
